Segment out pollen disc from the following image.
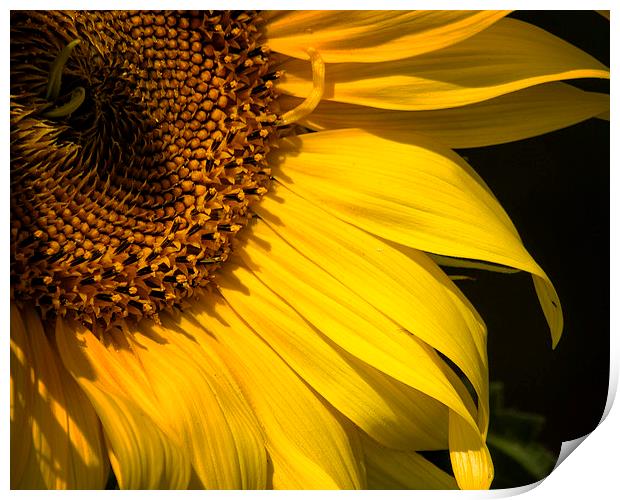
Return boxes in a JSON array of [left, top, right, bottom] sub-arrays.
[[10, 11, 279, 329]]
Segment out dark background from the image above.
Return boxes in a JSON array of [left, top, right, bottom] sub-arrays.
[[455, 11, 609, 484]]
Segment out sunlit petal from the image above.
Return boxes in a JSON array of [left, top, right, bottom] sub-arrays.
[[273, 129, 562, 346], [190, 294, 366, 489], [55, 318, 192, 489], [220, 251, 449, 451], [11, 304, 108, 489], [255, 183, 489, 434], [277, 18, 608, 110], [280, 83, 609, 148], [264, 10, 508, 63]]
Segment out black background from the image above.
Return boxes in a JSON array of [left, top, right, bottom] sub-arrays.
[[457, 10, 609, 462]]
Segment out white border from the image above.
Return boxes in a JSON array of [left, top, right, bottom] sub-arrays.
[[2, 2, 615, 498]]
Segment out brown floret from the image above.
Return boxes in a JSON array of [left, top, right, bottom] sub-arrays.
[[10, 11, 280, 331]]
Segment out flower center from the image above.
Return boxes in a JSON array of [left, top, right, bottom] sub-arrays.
[[10, 11, 279, 331]]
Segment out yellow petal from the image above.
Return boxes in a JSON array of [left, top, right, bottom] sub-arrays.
[[598, 110, 610, 120], [361, 434, 458, 489], [219, 218, 488, 485], [217, 250, 448, 451], [229, 221, 480, 432], [123, 317, 268, 489], [55, 318, 192, 489], [190, 294, 365, 489], [277, 18, 609, 111], [449, 411, 494, 489], [273, 129, 562, 346], [10, 305, 32, 487], [253, 184, 488, 439], [281, 83, 610, 148], [11, 304, 108, 489], [264, 10, 508, 63]]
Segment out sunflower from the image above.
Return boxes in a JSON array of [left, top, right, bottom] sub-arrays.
[[10, 10, 609, 490]]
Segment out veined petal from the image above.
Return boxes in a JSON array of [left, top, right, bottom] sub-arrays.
[[231, 221, 479, 432], [361, 433, 458, 489], [189, 294, 365, 489], [281, 83, 610, 148], [217, 251, 449, 451], [449, 411, 494, 489], [277, 18, 609, 111], [254, 184, 488, 438], [219, 219, 489, 486], [55, 318, 192, 489], [273, 129, 562, 346], [263, 10, 509, 63], [10, 304, 108, 489], [123, 318, 268, 489], [10, 305, 32, 487]]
